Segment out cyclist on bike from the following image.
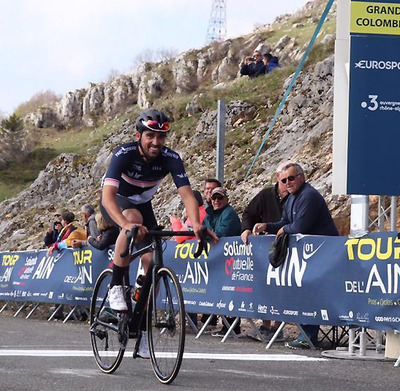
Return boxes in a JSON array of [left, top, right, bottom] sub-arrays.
[[100, 109, 217, 356]]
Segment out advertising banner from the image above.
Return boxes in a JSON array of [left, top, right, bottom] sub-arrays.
[[1, 233, 400, 330], [347, 0, 400, 195]]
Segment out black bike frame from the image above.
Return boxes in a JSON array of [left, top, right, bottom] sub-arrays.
[[123, 228, 207, 338]]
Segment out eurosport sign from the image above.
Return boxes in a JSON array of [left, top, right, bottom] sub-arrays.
[[346, 0, 400, 195], [1, 233, 400, 330]]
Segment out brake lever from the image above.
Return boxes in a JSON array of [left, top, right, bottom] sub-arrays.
[[193, 227, 209, 258], [120, 225, 139, 258]]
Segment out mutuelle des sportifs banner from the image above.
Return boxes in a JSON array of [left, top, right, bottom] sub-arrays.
[[1, 232, 400, 330]]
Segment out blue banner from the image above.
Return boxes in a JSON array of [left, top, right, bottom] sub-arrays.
[[347, 0, 400, 195], [1, 233, 400, 330]]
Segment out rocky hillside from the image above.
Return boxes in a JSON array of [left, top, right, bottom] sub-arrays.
[[0, 0, 351, 251]]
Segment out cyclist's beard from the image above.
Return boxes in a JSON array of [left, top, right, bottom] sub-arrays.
[[138, 137, 156, 162]]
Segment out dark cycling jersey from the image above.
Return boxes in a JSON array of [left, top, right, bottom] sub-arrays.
[[103, 142, 190, 204]]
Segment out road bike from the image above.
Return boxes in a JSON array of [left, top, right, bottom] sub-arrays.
[[89, 226, 208, 384]]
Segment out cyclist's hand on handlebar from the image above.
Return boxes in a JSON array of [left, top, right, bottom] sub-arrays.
[[122, 223, 148, 243], [192, 222, 218, 244], [206, 229, 218, 244]]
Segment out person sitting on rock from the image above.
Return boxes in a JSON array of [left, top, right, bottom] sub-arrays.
[[240, 50, 266, 78], [263, 52, 281, 73]]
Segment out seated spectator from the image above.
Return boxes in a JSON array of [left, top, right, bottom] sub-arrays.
[[87, 212, 119, 250], [240, 50, 266, 78], [263, 52, 281, 73], [47, 211, 87, 256], [202, 187, 242, 337], [44, 209, 64, 247]]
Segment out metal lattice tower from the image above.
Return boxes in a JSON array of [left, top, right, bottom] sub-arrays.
[[205, 0, 227, 45]]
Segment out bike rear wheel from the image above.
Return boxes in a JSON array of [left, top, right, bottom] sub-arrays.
[[147, 267, 185, 384], [90, 269, 126, 373]]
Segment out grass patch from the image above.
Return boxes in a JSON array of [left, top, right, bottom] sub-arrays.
[[0, 148, 58, 201], [0, 114, 132, 201]]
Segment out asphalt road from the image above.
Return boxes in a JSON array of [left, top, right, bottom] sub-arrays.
[[1, 315, 400, 391]]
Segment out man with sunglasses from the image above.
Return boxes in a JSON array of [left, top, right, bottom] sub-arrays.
[[240, 161, 290, 342], [203, 187, 242, 337], [100, 109, 217, 357], [253, 163, 338, 350], [240, 50, 266, 79]]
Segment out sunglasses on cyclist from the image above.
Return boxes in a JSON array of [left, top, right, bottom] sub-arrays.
[[281, 173, 301, 184], [142, 119, 171, 132]]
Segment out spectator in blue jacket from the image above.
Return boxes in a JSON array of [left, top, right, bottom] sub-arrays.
[[240, 50, 266, 78], [253, 163, 339, 350], [263, 53, 281, 73]]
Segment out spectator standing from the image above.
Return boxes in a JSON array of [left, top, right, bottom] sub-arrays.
[[46, 210, 87, 321], [253, 163, 339, 349], [240, 50, 266, 78], [47, 211, 87, 256], [72, 204, 100, 248], [263, 52, 281, 73], [81, 204, 100, 238], [170, 190, 207, 329], [87, 212, 119, 251], [44, 209, 64, 247], [203, 178, 222, 207], [170, 190, 207, 244], [202, 187, 242, 337], [199, 178, 222, 328], [241, 161, 290, 342]]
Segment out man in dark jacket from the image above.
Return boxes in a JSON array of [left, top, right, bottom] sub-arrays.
[[241, 161, 290, 342], [240, 50, 266, 78], [254, 163, 339, 349], [241, 161, 290, 244]]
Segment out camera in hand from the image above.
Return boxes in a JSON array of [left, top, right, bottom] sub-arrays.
[[248, 57, 256, 62]]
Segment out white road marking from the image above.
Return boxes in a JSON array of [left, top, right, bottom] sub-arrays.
[[0, 349, 326, 361]]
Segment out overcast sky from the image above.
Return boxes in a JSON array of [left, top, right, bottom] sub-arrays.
[[0, 0, 309, 115]]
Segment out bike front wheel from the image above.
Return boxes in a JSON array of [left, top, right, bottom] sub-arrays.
[[90, 269, 126, 374], [147, 267, 185, 384]]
